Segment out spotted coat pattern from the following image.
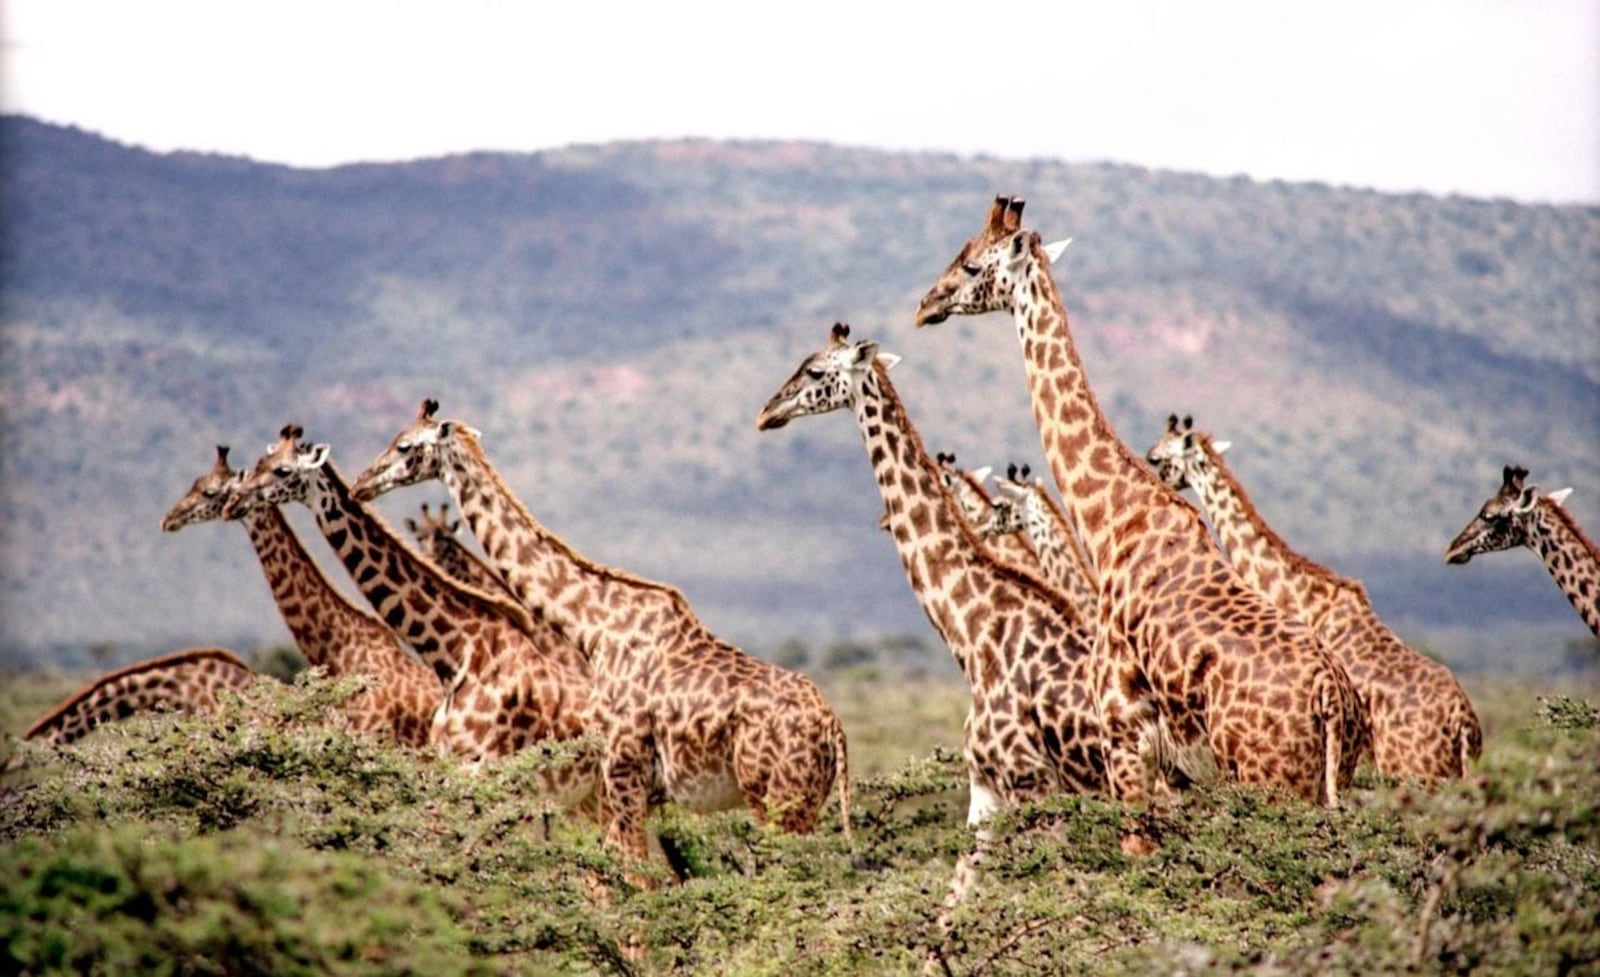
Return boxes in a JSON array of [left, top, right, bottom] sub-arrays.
[[160, 445, 441, 747], [935, 453, 1042, 572], [407, 500, 519, 603], [1147, 416, 1480, 781], [22, 647, 257, 746], [224, 427, 598, 811], [351, 402, 850, 863], [1447, 465, 1600, 639], [758, 326, 1105, 804], [757, 324, 1105, 933], [984, 466, 1101, 627], [916, 196, 1365, 806]]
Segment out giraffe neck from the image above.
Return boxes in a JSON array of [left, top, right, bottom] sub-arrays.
[[438, 436, 689, 664], [1184, 435, 1343, 623], [853, 363, 1024, 681], [1022, 487, 1099, 623], [305, 462, 524, 684], [240, 505, 403, 677], [1009, 254, 1192, 579], [1528, 499, 1600, 637], [422, 532, 517, 601]]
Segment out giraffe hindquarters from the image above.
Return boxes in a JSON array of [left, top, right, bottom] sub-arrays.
[[1368, 688, 1483, 783], [729, 708, 842, 835]]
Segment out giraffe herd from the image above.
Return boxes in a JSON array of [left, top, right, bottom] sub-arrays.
[[12, 195, 1594, 928]]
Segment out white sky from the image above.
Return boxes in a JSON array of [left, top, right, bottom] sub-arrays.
[[3, 0, 1596, 204]]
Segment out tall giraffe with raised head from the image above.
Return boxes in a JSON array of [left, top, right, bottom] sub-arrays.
[[222, 427, 597, 807], [916, 196, 1364, 806], [756, 324, 1105, 937], [351, 400, 850, 862], [161, 445, 442, 747], [1447, 465, 1600, 638], [1147, 415, 1480, 780], [20, 648, 256, 747], [983, 463, 1100, 627], [406, 501, 518, 602]]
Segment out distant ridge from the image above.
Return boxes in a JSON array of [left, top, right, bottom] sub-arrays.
[[1, 114, 1595, 670]]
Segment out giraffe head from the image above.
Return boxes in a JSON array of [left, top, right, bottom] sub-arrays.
[[1144, 414, 1232, 491], [981, 463, 1034, 538], [222, 424, 331, 519], [406, 501, 461, 549], [915, 195, 1042, 327], [161, 445, 245, 532], [754, 323, 899, 430], [352, 398, 477, 502], [1445, 465, 1573, 564]]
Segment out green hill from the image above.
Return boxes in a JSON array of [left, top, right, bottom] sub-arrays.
[[1, 116, 1595, 670]]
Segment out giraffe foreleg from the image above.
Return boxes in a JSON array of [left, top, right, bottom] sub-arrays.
[[1092, 644, 1162, 803], [925, 778, 1005, 976], [600, 727, 657, 877]]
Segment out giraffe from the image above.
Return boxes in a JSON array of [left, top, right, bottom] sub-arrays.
[[756, 323, 1105, 937], [406, 501, 519, 602], [161, 445, 441, 747], [915, 196, 1365, 806], [933, 452, 1041, 571], [20, 647, 256, 747], [1147, 415, 1481, 780], [221, 426, 598, 813], [983, 463, 1100, 627], [1447, 465, 1600, 639], [350, 400, 850, 864]]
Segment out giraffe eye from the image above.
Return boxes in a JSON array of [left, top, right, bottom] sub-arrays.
[[273, 465, 293, 477], [805, 368, 825, 381], [961, 263, 980, 276]]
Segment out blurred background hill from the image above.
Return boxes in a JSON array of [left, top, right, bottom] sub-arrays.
[[2, 115, 1596, 673]]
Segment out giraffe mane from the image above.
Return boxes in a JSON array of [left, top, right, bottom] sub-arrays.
[[1543, 493, 1600, 563], [1192, 430, 1361, 592], [450, 429, 701, 614], [21, 647, 251, 740]]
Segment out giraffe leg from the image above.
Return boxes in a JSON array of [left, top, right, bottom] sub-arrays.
[[925, 780, 1004, 976]]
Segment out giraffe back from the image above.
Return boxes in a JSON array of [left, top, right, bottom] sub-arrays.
[[22, 647, 256, 746]]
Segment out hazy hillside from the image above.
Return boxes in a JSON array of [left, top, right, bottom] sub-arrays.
[[1, 116, 1595, 671]]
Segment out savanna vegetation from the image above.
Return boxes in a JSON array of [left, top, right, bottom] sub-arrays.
[[3, 649, 1597, 976]]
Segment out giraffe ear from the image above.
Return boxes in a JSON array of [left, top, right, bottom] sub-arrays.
[[1548, 488, 1574, 507], [971, 465, 993, 484], [301, 443, 332, 470], [1514, 487, 1540, 513], [875, 352, 902, 371], [1043, 238, 1072, 263], [1213, 441, 1232, 455]]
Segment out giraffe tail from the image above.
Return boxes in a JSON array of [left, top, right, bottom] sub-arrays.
[[1319, 677, 1344, 810], [831, 714, 852, 841], [21, 647, 255, 747], [1458, 702, 1484, 776]]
